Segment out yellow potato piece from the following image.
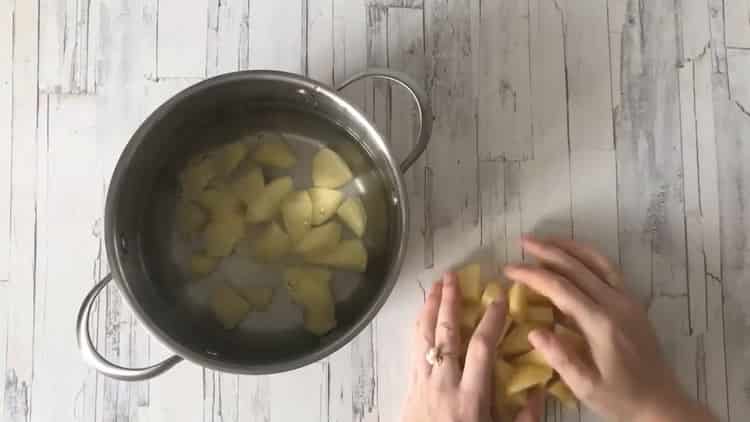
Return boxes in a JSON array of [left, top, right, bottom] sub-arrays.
[[204, 217, 245, 257], [253, 135, 296, 168], [527, 306, 555, 326], [230, 167, 264, 206], [210, 285, 250, 329], [253, 222, 291, 261], [309, 188, 344, 225], [295, 221, 342, 255], [505, 390, 528, 408], [180, 157, 217, 199], [284, 266, 334, 309], [312, 148, 353, 188], [481, 280, 504, 309], [505, 363, 554, 396], [195, 188, 243, 221], [304, 239, 368, 272], [304, 307, 337, 336], [247, 176, 294, 223], [176, 200, 206, 234], [215, 142, 248, 176], [189, 254, 219, 276], [461, 302, 483, 333], [527, 287, 552, 305], [494, 358, 514, 384], [457, 263, 482, 302], [336, 196, 367, 237], [282, 191, 313, 241], [547, 380, 576, 408], [554, 324, 586, 351], [236, 286, 274, 311], [511, 349, 548, 367], [499, 324, 533, 356], [508, 283, 528, 322]]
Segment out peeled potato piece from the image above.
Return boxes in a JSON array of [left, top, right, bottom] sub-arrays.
[[547, 380, 576, 408], [505, 363, 554, 396], [204, 217, 244, 257], [180, 157, 216, 199], [457, 263, 482, 302], [527, 287, 552, 305], [309, 188, 344, 225], [337, 196, 367, 237], [176, 200, 206, 234], [283, 266, 334, 309], [215, 142, 248, 176], [499, 323, 534, 356], [461, 302, 483, 333], [282, 191, 313, 241], [508, 283, 528, 322], [511, 349, 548, 367], [304, 239, 368, 272], [210, 285, 251, 329], [253, 134, 296, 169], [196, 188, 243, 221], [304, 307, 337, 336], [554, 324, 586, 351], [236, 286, 274, 311], [253, 222, 291, 261], [247, 176, 293, 223], [230, 167, 264, 206], [526, 306, 554, 326], [494, 358, 514, 384], [504, 390, 528, 408], [295, 221, 342, 255], [481, 280, 504, 309], [312, 148, 353, 188], [190, 254, 218, 276]]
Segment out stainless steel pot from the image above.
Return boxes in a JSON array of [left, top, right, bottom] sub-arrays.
[[76, 69, 432, 380]]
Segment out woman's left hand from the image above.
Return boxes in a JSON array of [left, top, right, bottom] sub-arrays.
[[400, 272, 544, 422]]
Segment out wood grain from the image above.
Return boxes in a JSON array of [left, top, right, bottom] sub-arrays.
[[1, 0, 748, 420]]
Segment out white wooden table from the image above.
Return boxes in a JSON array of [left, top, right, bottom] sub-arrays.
[[1, 0, 749, 421]]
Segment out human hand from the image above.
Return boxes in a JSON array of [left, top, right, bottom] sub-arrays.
[[401, 272, 544, 422], [504, 236, 716, 422]]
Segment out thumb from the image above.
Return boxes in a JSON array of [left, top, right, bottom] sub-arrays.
[[528, 329, 598, 401]]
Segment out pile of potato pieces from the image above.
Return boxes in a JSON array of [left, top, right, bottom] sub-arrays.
[[175, 131, 370, 335], [455, 263, 581, 416]]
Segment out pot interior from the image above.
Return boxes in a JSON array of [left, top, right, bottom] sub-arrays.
[[107, 72, 405, 373]]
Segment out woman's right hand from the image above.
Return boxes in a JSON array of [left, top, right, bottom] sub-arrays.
[[504, 236, 716, 422]]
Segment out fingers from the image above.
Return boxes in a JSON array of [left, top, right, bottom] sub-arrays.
[[513, 388, 545, 422], [542, 237, 623, 288], [504, 264, 604, 334], [461, 297, 507, 397], [528, 329, 598, 401], [432, 272, 462, 385], [521, 236, 619, 306], [413, 282, 442, 378]]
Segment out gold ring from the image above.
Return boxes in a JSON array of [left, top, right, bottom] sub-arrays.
[[425, 345, 456, 366]]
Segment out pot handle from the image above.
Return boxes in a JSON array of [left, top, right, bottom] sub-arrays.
[[337, 68, 433, 173], [76, 274, 183, 381]]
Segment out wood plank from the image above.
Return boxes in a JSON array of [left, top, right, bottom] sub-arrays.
[[678, 0, 711, 62], [307, 0, 334, 83], [617, 0, 697, 403], [157, 0, 208, 78], [376, 8, 425, 422], [504, 162, 523, 265], [249, 0, 304, 73], [3, 0, 38, 420], [477, 0, 533, 161], [608, 0, 627, 115], [728, 49, 750, 113], [0, 0, 11, 283], [479, 161, 507, 267], [206, 0, 251, 76], [725, 0, 750, 48]]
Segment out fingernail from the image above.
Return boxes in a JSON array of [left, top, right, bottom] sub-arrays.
[[443, 272, 457, 285], [528, 329, 548, 346]]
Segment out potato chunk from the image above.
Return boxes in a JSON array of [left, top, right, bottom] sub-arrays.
[[180, 157, 216, 199], [236, 286, 274, 311], [309, 188, 343, 225], [176, 200, 206, 234], [511, 349, 548, 367], [554, 324, 586, 351], [215, 142, 248, 176], [303, 308, 337, 336], [526, 306, 554, 326], [210, 285, 250, 329], [461, 302, 482, 333], [504, 363, 554, 396], [457, 263, 482, 302], [304, 239, 368, 272], [253, 222, 291, 261], [547, 380, 576, 407], [246, 176, 293, 223], [283, 266, 334, 309], [196, 188, 243, 221], [230, 167, 264, 206], [204, 217, 244, 257], [499, 324, 533, 356], [253, 134, 296, 168], [295, 221, 342, 255], [480, 280, 504, 309], [281, 190, 313, 241], [312, 148, 353, 188], [508, 283, 528, 322], [336, 196, 367, 237], [189, 254, 219, 276]]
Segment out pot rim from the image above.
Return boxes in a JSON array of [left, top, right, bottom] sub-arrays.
[[104, 70, 409, 375]]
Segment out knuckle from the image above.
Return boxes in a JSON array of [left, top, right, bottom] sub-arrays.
[[467, 335, 494, 361]]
